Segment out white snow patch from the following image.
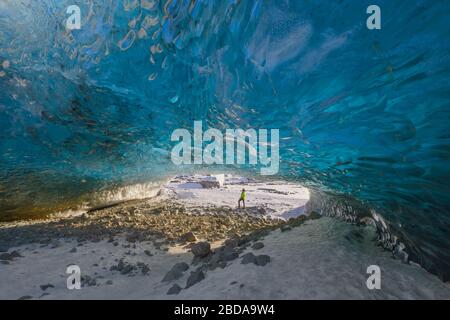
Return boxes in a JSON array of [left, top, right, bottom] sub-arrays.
[[165, 174, 310, 220], [1, 218, 449, 300]]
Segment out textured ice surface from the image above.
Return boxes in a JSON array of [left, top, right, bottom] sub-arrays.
[[0, 1, 449, 278]]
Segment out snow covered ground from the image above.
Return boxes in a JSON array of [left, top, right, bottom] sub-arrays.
[[1, 217, 449, 300], [164, 174, 310, 220], [0, 175, 449, 300]]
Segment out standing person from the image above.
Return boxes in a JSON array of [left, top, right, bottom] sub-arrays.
[[238, 188, 246, 209]]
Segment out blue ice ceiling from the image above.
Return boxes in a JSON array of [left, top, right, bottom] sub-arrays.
[[0, 1, 449, 279]]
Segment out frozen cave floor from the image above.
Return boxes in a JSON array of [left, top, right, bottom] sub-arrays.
[[0, 177, 449, 300]]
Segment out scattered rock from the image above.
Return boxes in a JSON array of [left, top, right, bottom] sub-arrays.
[[185, 269, 205, 288], [220, 246, 238, 261], [40, 283, 55, 291], [179, 231, 197, 243], [199, 180, 221, 188], [241, 253, 256, 264], [252, 242, 264, 250], [81, 275, 97, 287], [144, 250, 153, 257], [10, 251, 22, 258], [247, 229, 270, 242], [280, 225, 292, 232], [126, 233, 140, 243], [105, 280, 113, 285], [288, 215, 307, 227], [120, 264, 135, 275], [207, 250, 230, 270], [141, 265, 150, 274], [209, 260, 227, 270], [167, 283, 182, 295], [255, 255, 271, 266], [18, 295, 33, 300], [162, 262, 189, 282], [173, 262, 190, 273], [224, 237, 240, 248], [110, 259, 136, 275], [191, 242, 211, 258], [241, 253, 270, 266], [0, 250, 22, 261], [137, 262, 151, 275], [69, 247, 77, 253], [50, 240, 60, 248], [207, 252, 222, 269]]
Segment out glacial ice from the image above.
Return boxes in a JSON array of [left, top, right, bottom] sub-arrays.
[[0, 1, 449, 280]]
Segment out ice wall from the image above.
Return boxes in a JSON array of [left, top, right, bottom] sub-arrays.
[[0, 0, 449, 279]]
